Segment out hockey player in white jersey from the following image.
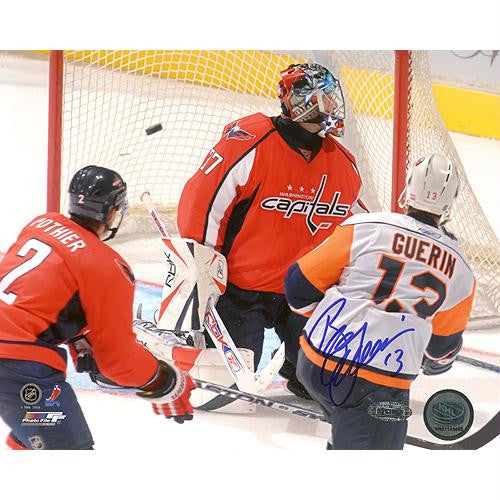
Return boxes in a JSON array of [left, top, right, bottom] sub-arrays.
[[285, 154, 476, 449]]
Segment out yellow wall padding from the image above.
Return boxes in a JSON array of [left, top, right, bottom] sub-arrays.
[[432, 83, 500, 140], [37, 50, 499, 139], [62, 50, 305, 98]]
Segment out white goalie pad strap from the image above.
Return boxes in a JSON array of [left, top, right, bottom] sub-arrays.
[[156, 237, 227, 332], [186, 348, 256, 414]]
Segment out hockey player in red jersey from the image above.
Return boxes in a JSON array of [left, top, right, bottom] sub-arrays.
[[285, 154, 475, 449], [176, 63, 367, 399], [0, 166, 195, 450]]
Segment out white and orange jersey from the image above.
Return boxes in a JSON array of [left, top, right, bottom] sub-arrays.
[[285, 211, 475, 389], [177, 113, 366, 294]]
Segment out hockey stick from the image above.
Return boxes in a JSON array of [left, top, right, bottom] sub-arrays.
[[405, 410, 500, 450], [196, 379, 500, 450], [141, 191, 285, 394], [195, 379, 326, 422], [196, 369, 500, 449], [456, 354, 500, 374]]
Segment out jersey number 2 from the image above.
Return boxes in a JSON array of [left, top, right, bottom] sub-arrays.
[[0, 239, 52, 305], [372, 255, 446, 319]]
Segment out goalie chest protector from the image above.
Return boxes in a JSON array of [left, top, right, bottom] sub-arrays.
[[178, 113, 362, 294]]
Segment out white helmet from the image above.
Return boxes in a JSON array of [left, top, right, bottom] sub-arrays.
[[399, 154, 459, 223]]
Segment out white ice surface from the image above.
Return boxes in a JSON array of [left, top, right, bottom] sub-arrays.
[[0, 52, 499, 452]]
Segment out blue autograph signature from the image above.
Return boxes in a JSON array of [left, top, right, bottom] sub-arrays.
[[306, 298, 414, 406]]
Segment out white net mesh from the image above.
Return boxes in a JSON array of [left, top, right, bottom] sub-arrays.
[[58, 50, 500, 322]]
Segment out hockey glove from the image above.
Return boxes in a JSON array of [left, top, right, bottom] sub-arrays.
[[422, 338, 463, 376], [137, 361, 196, 424]]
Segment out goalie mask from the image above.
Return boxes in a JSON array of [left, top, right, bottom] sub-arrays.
[[277, 63, 345, 137], [68, 165, 128, 241], [399, 154, 460, 224]]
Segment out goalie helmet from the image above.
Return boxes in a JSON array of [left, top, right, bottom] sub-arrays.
[[277, 63, 345, 137], [400, 154, 459, 223], [68, 165, 128, 241]]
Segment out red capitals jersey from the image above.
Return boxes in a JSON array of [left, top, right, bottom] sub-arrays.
[[0, 212, 157, 386], [178, 113, 365, 293]]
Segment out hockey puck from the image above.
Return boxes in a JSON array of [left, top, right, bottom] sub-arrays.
[[145, 123, 163, 135]]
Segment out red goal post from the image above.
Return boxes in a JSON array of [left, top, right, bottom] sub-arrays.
[[46, 50, 500, 324], [46, 50, 411, 213]]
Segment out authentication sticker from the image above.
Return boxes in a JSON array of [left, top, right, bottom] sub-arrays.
[[368, 401, 412, 422], [423, 389, 474, 441]]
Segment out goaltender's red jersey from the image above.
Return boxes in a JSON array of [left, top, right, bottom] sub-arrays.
[[0, 212, 157, 386], [178, 113, 364, 293]]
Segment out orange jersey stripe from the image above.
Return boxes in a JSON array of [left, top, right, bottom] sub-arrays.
[[296, 224, 354, 292], [432, 281, 476, 336], [300, 335, 412, 390]]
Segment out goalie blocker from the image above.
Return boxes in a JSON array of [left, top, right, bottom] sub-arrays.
[[156, 237, 227, 333]]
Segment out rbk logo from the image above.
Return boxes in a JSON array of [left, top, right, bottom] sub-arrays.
[[224, 122, 256, 141], [260, 175, 350, 235]]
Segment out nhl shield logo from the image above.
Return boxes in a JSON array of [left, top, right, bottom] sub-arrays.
[[20, 383, 42, 406], [28, 435, 45, 450]]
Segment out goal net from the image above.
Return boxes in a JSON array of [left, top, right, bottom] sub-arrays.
[[48, 50, 500, 324]]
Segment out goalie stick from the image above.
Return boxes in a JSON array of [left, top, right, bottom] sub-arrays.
[[140, 191, 285, 394]]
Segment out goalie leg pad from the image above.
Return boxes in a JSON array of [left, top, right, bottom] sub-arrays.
[[179, 347, 256, 414]]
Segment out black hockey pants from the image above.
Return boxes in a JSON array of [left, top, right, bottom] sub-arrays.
[[207, 283, 308, 369], [297, 349, 410, 450]]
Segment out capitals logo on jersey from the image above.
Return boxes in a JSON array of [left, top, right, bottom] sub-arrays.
[[224, 122, 256, 141], [260, 174, 351, 235]]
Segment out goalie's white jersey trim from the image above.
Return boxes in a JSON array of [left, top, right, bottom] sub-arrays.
[[204, 148, 256, 248]]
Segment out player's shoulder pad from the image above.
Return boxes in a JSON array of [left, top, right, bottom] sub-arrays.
[[79, 244, 135, 287], [220, 113, 275, 144]]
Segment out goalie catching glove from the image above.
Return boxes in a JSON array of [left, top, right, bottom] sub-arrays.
[[137, 360, 196, 424], [156, 237, 227, 333]]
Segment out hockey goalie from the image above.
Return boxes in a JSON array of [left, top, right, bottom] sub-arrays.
[[135, 62, 366, 411], [132, 235, 258, 413]]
